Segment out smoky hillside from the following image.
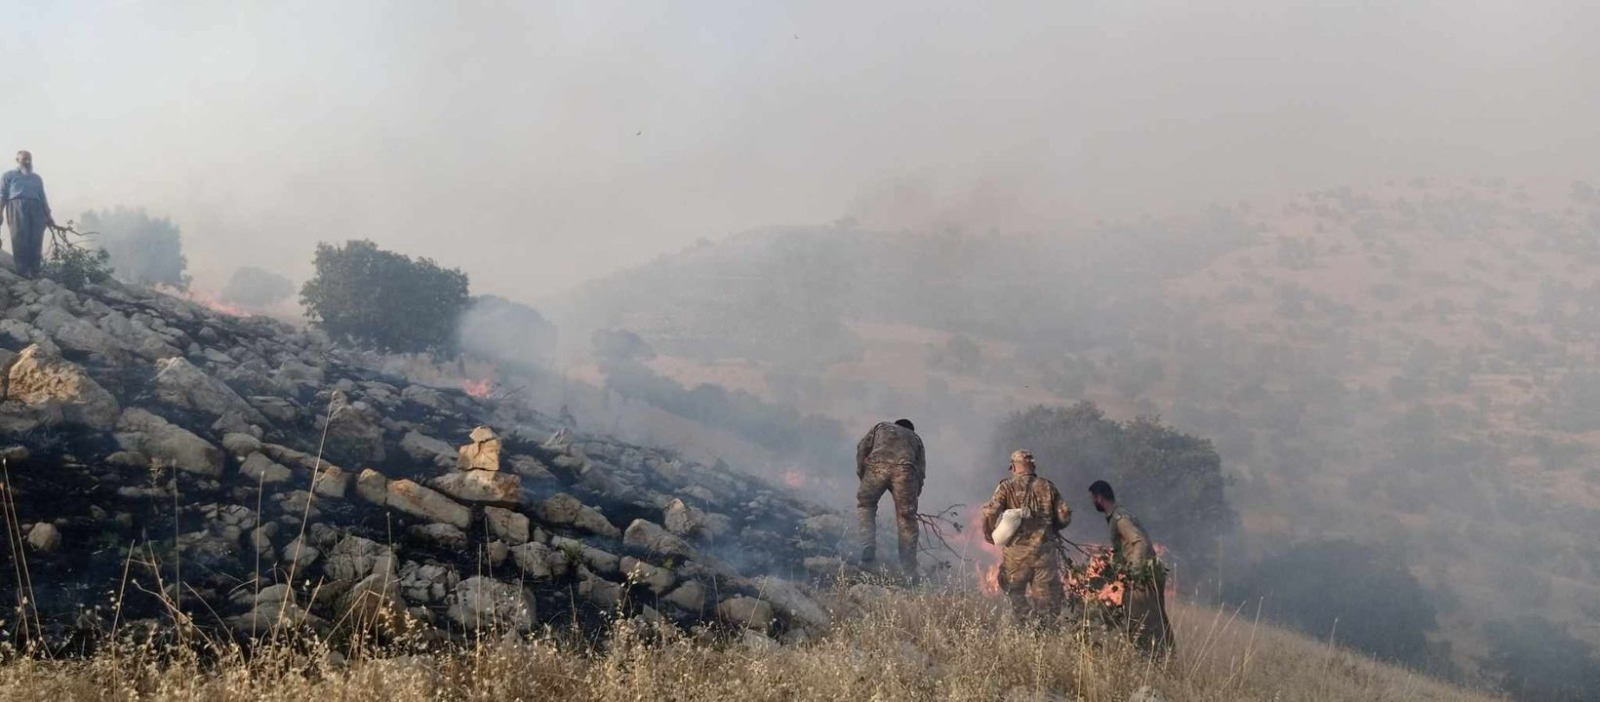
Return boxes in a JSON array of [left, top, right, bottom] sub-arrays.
[[543, 178, 1600, 687]]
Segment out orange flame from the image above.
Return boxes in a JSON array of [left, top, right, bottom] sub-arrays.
[[461, 377, 492, 398], [978, 562, 1001, 596], [160, 285, 249, 317], [780, 469, 807, 488]]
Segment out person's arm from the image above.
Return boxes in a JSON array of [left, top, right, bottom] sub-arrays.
[[981, 482, 1007, 543], [38, 176, 51, 225], [1050, 484, 1072, 531], [855, 428, 874, 478], [0, 172, 10, 225]]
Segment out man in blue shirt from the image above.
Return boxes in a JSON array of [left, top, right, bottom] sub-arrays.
[[0, 150, 55, 278]]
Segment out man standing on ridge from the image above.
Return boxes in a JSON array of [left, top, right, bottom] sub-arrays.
[[855, 418, 925, 577], [982, 450, 1072, 623], [1090, 479, 1174, 657], [0, 150, 54, 279]]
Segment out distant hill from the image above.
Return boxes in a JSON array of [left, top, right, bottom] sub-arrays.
[[546, 178, 1600, 687]]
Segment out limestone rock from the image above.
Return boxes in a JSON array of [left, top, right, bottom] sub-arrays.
[[397, 561, 459, 605], [408, 523, 468, 550], [552, 536, 620, 576], [400, 431, 457, 470], [456, 425, 502, 471], [484, 506, 530, 545], [623, 519, 695, 559], [321, 396, 386, 464], [427, 470, 521, 506], [663, 498, 706, 537], [446, 576, 534, 631], [355, 468, 389, 505], [153, 356, 268, 425], [3, 344, 119, 430], [716, 596, 775, 632], [336, 572, 408, 630], [534, 493, 620, 538], [115, 408, 224, 477], [752, 576, 831, 630], [26, 523, 61, 552], [662, 580, 706, 614], [221, 432, 263, 458], [400, 384, 451, 411], [386, 479, 471, 530], [620, 556, 676, 594], [505, 454, 559, 488], [578, 569, 623, 609], [324, 535, 396, 581], [30, 307, 122, 359], [313, 465, 351, 499], [281, 537, 320, 570], [239, 452, 293, 484], [510, 541, 569, 580]]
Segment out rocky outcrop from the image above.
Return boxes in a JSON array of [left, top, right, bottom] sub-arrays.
[[2, 344, 119, 430], [0, 265, 844, 649]]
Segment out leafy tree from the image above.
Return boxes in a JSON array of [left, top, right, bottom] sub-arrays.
[[220, 266, 295, 307], [299, 240, 470, 353], [1225, 540, 1441, 668], [990, 402, 1236, 579], [79, 207, 189, 289]]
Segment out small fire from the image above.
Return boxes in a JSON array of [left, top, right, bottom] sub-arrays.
[[978, 562, 1001, 596], [159, 285, 249, 317], [780, 469, 807, 489], [461, 377, 493, 398]]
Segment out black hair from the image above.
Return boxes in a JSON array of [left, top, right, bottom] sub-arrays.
[[1088, 480, 1115, 501], [894, 418, 915, 431]]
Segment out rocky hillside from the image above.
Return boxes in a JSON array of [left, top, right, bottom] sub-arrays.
[[0, 264, 848, 649]]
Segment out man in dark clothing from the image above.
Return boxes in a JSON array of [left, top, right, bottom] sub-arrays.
[[0, 151, 54, 278], [855, 418, 926, 575], [1090, 480, 1175, 657]]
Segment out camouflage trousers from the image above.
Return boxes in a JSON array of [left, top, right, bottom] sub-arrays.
[[856, 462, 922, 574], [999, 541, 1062, 622], [1122, 575, 1174, 657]]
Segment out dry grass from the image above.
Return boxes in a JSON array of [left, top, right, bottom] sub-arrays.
[[0, 587, 1499, 701]]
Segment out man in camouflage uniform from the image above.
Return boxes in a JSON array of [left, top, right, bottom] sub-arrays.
[[856, 418, 926, 575], [1090, 480, 1174, 656], [982, 450, 1072, 622]]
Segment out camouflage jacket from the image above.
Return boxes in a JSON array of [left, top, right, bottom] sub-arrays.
[[856, 422, 925, 476], [982, 473, 1072, 550]]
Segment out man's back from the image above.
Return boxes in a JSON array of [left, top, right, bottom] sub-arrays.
[[988, 474, 1070, 548], [857, 422, 924, 470]]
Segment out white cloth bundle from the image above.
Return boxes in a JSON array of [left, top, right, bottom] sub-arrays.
[[991, 508, 1029, 547]]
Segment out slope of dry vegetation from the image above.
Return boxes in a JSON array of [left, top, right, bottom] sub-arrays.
[[0, 587, 1497, 702]]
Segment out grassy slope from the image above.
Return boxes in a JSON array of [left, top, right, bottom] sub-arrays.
[[0, 588, 1499, 701]]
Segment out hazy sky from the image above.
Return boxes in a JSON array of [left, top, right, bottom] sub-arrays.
[[3, 1, 1597, 298]]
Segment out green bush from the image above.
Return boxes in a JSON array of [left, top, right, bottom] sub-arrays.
[[299, 240, 470, 353]]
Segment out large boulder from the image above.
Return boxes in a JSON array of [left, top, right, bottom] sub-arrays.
[[323, 535, 396, 581], [355, 468, 389, 505], [533, 493, 620, 538], [386, 479, 471, 530], [2, 344, 119, 430], [623, 519, 695, 559], [401, 431, 457, 470], [153, 356, 268, 425], [30, 307, 122, 359], [321, 397, 386, 464], [427, 471, 521, 506], [716, 596, 776, 633], [510, 541, 569, 580], [239, 452, 293, 484], [114, 408, 224, 478], [752, 576, 831, 630], [456, 425, 501, 471], [484, 506, 530, 545], [446, 576, 534, 631]]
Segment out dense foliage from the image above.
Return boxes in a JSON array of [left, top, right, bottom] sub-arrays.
[[79, 207, 189, 289], [299, 240, 470, 353]]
